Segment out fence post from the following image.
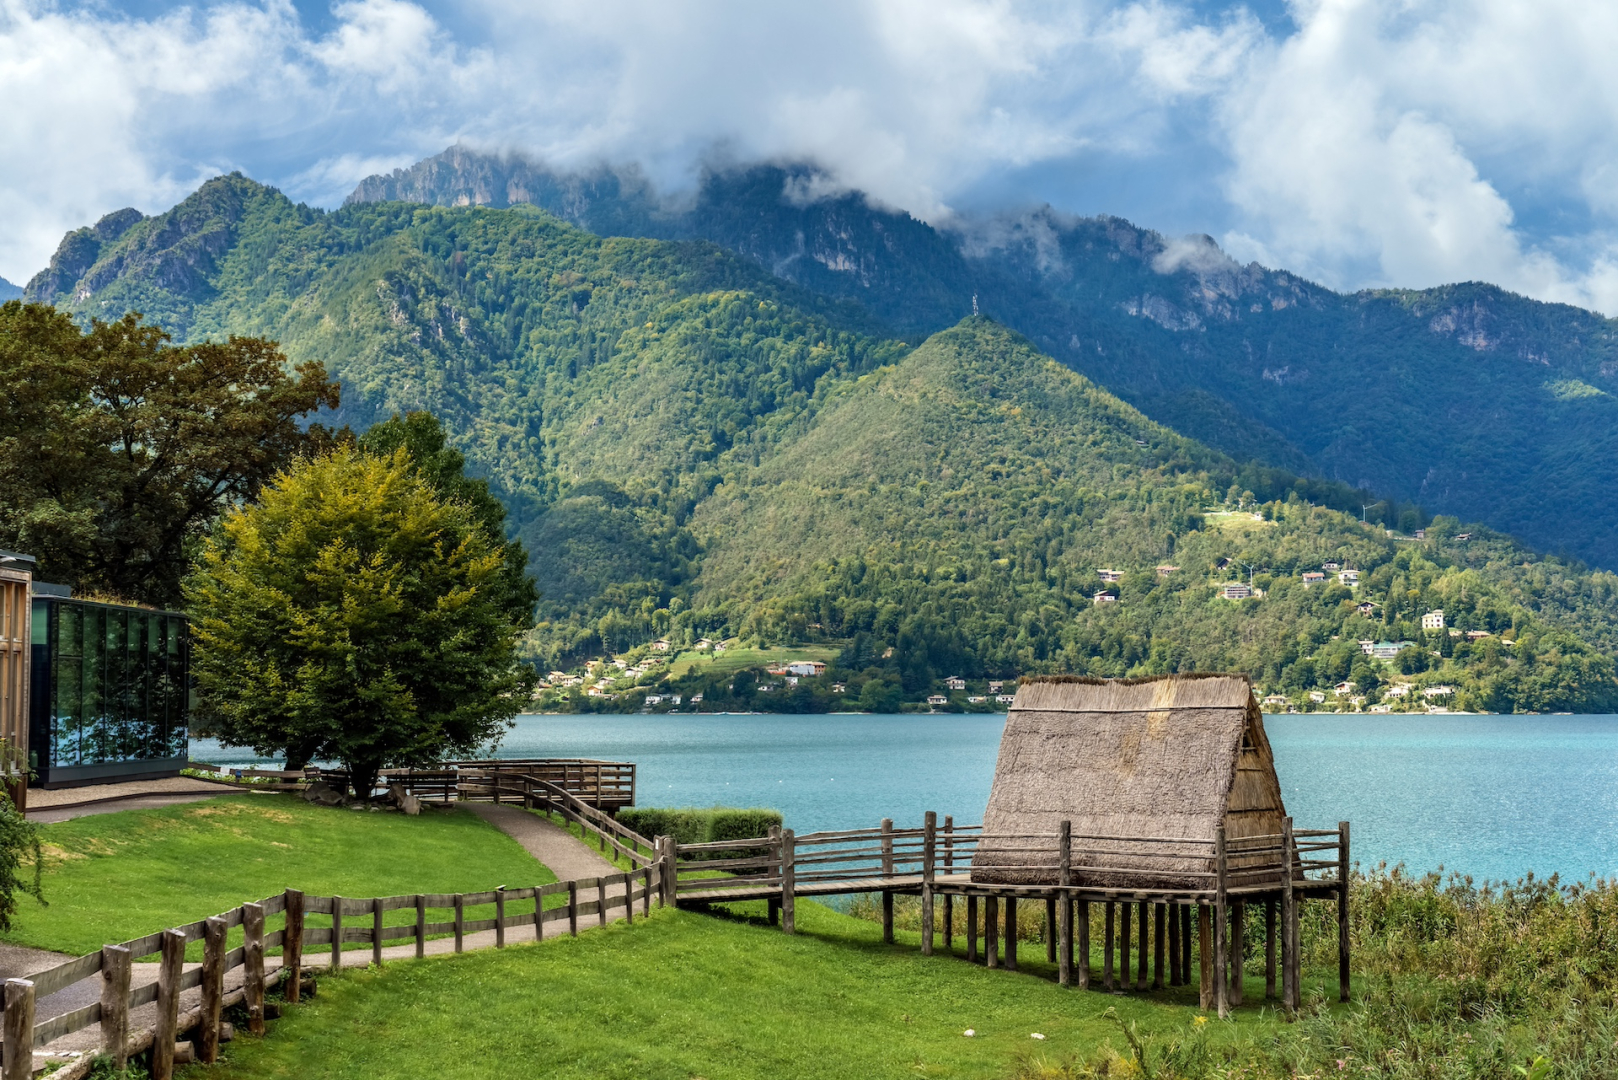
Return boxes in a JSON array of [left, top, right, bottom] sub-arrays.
[[153, 928, 185, 1079], [535, 886, 546, 942], [200, 917, 226, 1063], [767, 825, 782, 926], [1281, 817, 1298, 1015], [568, 880, 579, 937], [497, 886, 508, 946], [598, 877, 608, 928], [415, 894, 427, 958], [3, 979, 34, 1080], [454, 894, 465, 953], [1057, 820, 1072, 987], [1339, 820, 1352, 1002], [663, 837, 678, 907], [880, 817, 894, 944], [921, 811, 936, 956], [100, 944, 131, 1068], [942, 816, 955, 951], [781, 828, 796, 935], [244, 902, 267, 1035], [331, 896, 343, 971], [623, 873, 633, 926], [284, 889, 304, 1005], [643, 866, 653, 917]]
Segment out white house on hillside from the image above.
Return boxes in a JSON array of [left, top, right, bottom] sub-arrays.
[[1421, 610, 1445, 630]]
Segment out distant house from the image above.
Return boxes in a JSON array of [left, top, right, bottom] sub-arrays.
[[1466, 630, 1492, 641], [1262, 693, 1290, 708], [644, 695, 665, 705], [927, 694, 949, 707], [968, 695, 987, 703], [1421, 610, 1445, 630], [1333, 681, 1357, 697], [613, 658, 629, 670], [586, 686, 608, 697], [690, 692, 703, 704], [1370, 641, 1413, 660], [994, 694, 1016, 704], [1097, 569, 1124, 583], [1156, 565, 1179, 577], [787, 660, 827, 677], [1093, 590, 1119, 605], [1338, 570, 1360, 585], [1414, 529, 1427, 540], [652, 639, 671, 652], [945, 675, 967, 690], [1369, 703, 1392, 713], [1358, 640, 1376, 654], [695, 638, 714, 650], [1356, 601, 1377, 617], [1301, 571, 1326, 586], [831, 683, 846, 694], [785, 676, 799, 686], [1384, 683, 1412, 698], [1322, 561, 1342, 571], [1423, 685, 1455, 698], [1455, 533, 1471, 542], [1219, 582, 1253, 600], [988, 680, 1005, 693], [1426, 704, 1451, 714], [714, 640, 729, 652], [1309, 691, 1327, 703]]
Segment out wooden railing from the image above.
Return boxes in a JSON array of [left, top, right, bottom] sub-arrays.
[[312, 759, 638, 809], [485, 773, 655, 869], [0, 864, 666, 1080]]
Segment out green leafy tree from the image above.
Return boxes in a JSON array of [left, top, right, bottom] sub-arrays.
[[186, 447, 538, 795], [0, 792, 43, 931], [0, 303, 340, 605]]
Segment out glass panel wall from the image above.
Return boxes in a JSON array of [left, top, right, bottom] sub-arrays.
[[32, 598, 188, 779]]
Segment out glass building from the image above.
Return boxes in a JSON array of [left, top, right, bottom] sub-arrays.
[[29, 595, 189, 786]]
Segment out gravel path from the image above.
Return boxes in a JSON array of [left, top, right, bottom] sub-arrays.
[[27, 777, 240, 823], [461, 803, 620, 881]]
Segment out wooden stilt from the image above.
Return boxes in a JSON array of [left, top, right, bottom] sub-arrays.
[[1103, 901, 1115, 990], [1076, 900, 1091, 990], [1181, 905, 1193, 990], [1281, 817, 1298, 1015], [1339, 820, 1352, 1003], [1229, 899, 1245, 1007], [967, 894, 979, 962], [881, 818, 895, 944], [985, 896, 1000, 969], [1045, 896, 1058, 963], [1004, 897, 1018, 972], [882, 891, 894, 944], [1153, 903, 1166, 990], [1057, 822, 1072, 987], [1119, 901, 1131, 988], [943, 816, 955, 952], [921, 812, 936, 957], [1214, 826, 1229, 1019], [1265, 898, 1277, 1000], [944, 894, 954, 951], [1137, 899, 1149, 991], [1198, 904, 1213, 1010]]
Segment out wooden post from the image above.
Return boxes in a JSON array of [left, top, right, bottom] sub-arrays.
[[663, 837, 679, 907], [371, 897, 384, 967], [881, 818, 895, 943], [1167, 903, 1180, 985], [1103, 901, 1115, 990], [1076, 900, 1091, 990], [1229, 900, 1245, 1006], [453, 893, 466, 953], [1339, 820, 1352, 1002], [921, 811, 936, 956], [1281, 817, 1297, 1015], [1198, 905, 1213, 1010], [1057, 821, 1072, 987], [782, 828, 796, 934], [568, 880, 579, 937], [623, 873, 633, 926], [154, 928, 186, 1079], [1045, 896, 1057, 963], [200, 917, 226, 1063], [415, 895, 427, 958], [331, 895, 343, 971], [3, 979, 34, 1080], [1004, 896, 1018, 971], [943, 815, 955, 951], [100, 944, 131, 1069], [244, 902, 267, 1035], [1153, 903, 1166, 990], [283, 890, 304, 1005], [1138, 899, 1149, 991], [644, 867, 653, 916], [497, 886, 509, 944], [768, 823, 782, 930], [966, 894, 979, 962], [985, 895, 1000, 969], [1182, 905, 1193, 991], [1119, 900, 1130, 987], [1265, 898, 1277, 999], [598, 877, 608, 928], [1214, 825, 1229, 1018]]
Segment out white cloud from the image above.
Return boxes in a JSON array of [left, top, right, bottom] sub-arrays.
[[4, 0, 1618, 314]]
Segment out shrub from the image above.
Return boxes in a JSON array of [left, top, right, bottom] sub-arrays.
[[618, 807, 783, 848]]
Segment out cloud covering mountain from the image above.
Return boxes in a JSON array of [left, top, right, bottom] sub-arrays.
[[5, 0, 1618, 314]]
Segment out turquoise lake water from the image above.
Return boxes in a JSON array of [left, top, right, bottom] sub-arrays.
[[192, 712, 1618, 884]]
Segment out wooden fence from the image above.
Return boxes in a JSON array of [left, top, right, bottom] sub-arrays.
[[303, 759, 638, 811]]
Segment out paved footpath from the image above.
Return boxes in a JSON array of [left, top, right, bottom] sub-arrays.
[[6, 801, 636, 1069]]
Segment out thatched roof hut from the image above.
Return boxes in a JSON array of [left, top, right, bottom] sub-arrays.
[[971, 673, 1288, 889]]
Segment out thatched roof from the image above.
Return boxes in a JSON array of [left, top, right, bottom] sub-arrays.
[[970, 673, 1287, 888]]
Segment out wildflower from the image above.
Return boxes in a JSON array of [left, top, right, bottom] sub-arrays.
[[1338, 1061, 1348, 1071], [963, 1029, 975, 1037], [1031, 1033, 1046, 1040], [1193, 1015, 1209, 1026]]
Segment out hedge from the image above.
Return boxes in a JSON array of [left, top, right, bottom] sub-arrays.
[[617, 807, 783, 847]]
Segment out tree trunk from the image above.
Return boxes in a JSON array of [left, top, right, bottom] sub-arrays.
[[348, 761, 381, 803]]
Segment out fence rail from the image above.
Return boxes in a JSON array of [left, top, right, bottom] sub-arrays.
[[303, 759, 638, 810]]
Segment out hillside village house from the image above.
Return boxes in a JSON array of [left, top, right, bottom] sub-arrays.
[[945, 675, 966, 690], [994, 693, 1016, 704], [1421, 610, 1445, 630], [831, 683, 846, 693], [1156, 565, 1179, 577], [1384, 683, 1413, 698], [927, 694, 949, 707], [1262, 693, 1290, 708], [1097, 569, 1124, 582], [652, 639, 671, 652], [1219, 582, 1253, 600], [1466, 630, 1492, 641], [1338, 569, 1360, 585], [988, 680, 1005, 693], [1309, 691, 1327, 703], [1322, 561, 1342, 571], [695, 638, 714, 650], [1301, 571, 1326, 586], [787, 661, 827, 677], [1356, 601, 1377, 616], [1370, 641, 1413, 660], [1093, 590, 1119, 605], [713, 640, 729, 651], [1358, 640, 1375, 653], [1424, 685, 1455, 699], [1333, 681, 1356, 697]]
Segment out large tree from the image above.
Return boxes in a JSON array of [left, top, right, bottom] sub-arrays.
[[186, 446, 538, 795], [0, 303, 340, 606]]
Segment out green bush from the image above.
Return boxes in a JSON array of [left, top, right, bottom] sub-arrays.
[[618, 807, 782, 847]]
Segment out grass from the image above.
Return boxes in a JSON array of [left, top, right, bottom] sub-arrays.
[[665, 644, 841, 680], [10, 795, 554, 956], [180, 901, 1285, 1080]]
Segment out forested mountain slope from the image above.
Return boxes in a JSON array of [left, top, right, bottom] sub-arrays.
[[21, 173, 1618, 710], [344, 148, 1618, 569]]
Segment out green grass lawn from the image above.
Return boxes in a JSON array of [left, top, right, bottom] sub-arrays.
[[183, 901, 1326, 1080], [665, 644, 841, 679], [11, 795, 554, 956]]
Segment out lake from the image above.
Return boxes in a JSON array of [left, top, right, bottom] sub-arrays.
[[192, 712, 1618, 884]]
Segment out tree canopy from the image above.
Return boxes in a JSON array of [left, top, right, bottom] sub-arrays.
[[0, 302, 340, 606], [186, 446, 538, 796]]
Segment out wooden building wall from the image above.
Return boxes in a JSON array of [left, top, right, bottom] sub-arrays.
[[0, 566, 30, 760]]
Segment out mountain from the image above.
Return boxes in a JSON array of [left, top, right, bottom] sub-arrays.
[[345, 148, 1618, 570], [0, 275, 21, 301], [22, 173, 1618, 711]]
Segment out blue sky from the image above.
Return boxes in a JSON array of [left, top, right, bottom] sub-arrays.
[[4, 0, 1618, 314]]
